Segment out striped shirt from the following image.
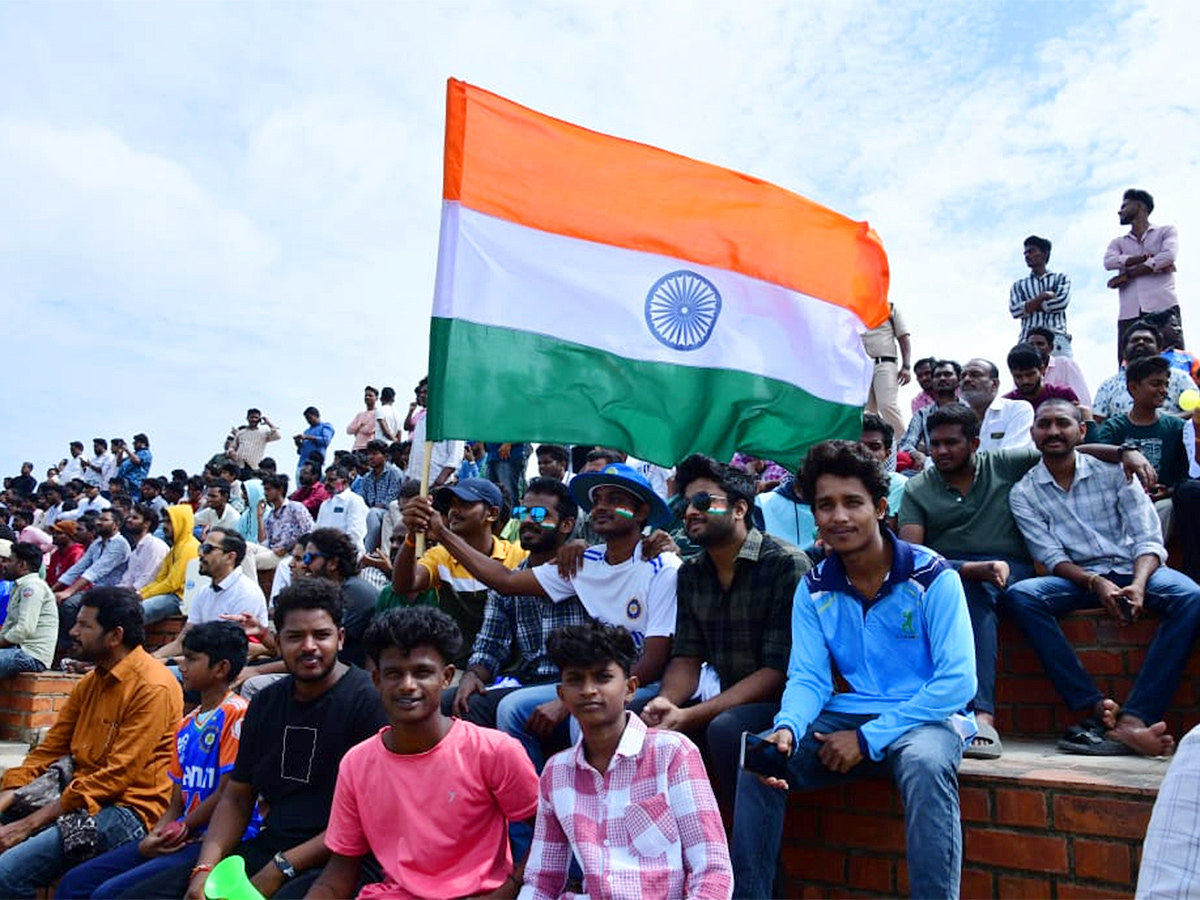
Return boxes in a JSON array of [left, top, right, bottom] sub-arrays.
[[519, 713, 732, 900], [1009, 270, 1071, 340], [1009, 453, 1166, 576]]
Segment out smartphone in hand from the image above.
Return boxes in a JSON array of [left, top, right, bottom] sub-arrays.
[[741, 731, 790, 781]]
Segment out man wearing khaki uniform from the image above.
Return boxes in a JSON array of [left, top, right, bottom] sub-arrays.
[[861, 302, 912, 438]]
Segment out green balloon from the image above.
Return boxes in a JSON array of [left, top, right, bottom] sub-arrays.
[[204, 856, 265, 900]]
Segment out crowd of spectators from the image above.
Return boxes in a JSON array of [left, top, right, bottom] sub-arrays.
[[0, 187, 1198, 898]]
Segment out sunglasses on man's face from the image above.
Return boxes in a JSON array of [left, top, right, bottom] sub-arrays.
[[685, 491, 731, 514], [200, 542, 228, 555], [511, 505, 550, 524], [302, 552, 325, 565]]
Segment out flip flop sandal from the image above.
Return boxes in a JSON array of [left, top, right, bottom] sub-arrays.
[[964, 721, 1004, 760], [1057, 727, 1132, 756]]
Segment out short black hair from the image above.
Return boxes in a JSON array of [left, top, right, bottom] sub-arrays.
[[364, 385, 378, 395], [1125, 319, 1163, 350], [1026, 326, 1056, 345], [247, 407, 261, 417], [208, 526, 247, 565], [81, 586, 145, 648], [207, 480, 231, 498], [12, 541, 43, 572], [1024, 234, 1052, 260], [133, 433, 149, 446], [1126, 354, 1171, 383], [798, 439, 890, 506], [380, 387, 396, 403], [307, 527, 359, 577], [183, 620, 249, 679], [273, 577, 344, 631], [523, 476, 578, 520], [258, 457, 277, 473], [926, 402, 981, 441], [363, 606, 462, 668], [399, 478, 423, 501], [132, 503, 160, 533], [675, 453, 757, 508], [1007, 343, 1043, 372], [303, 406, 321, 418], [365, 439, 389, 454], [548, 621, 638, 677], [913, 356, 938, 373], [585, 448, 623, 466], [263, 474, 289, 493], [934, 359, 963, 378], [860, 412, 894, 451], [536, 443, 569, 466], [1035, 397, 1082, 422], [70, 440, 84, 451], [93, 438, 108, 449], [218, 462, 240, 478], [102, 507, 126, 531], [1124, 188, 1154, 214]]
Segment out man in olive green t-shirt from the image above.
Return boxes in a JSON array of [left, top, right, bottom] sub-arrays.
[[0, 541, 59, 676]]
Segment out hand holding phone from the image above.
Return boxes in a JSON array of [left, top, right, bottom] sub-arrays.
[[741, 730, 792, 785]]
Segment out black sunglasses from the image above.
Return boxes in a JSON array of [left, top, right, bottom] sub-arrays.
[[685, 491, 731, 514]]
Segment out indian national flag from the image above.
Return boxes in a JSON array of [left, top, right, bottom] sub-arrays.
[[428, 79, 890, 468]]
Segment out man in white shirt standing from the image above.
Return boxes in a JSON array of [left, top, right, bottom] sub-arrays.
[[315, 465, 369, 557], [375, 387, 402, 442], [83, 439, 117, 490], [59, 442, 89, 485], [960, 358, 1034, 453], [151, 527, 267, 665], [406, 382, 464, 488]]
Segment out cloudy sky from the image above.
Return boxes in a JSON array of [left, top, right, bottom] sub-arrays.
[[2, 0, 1198, 483]]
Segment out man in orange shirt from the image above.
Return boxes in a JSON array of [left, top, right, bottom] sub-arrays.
[[0, 587, 182, 898]]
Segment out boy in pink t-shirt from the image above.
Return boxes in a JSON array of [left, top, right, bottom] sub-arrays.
[[310, 607, 539, 900]]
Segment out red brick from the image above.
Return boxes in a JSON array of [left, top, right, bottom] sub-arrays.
[[1003, 647, 1045, 675], [896, 859, 908, 896], [1057, 883, 1133, 899], [960, 867, 993, 899], [3, 694, 55, 713], [965, 827, 1069, 873], [781, 846, 845, 884], [995, 677, 1062, 704], [824, 811, 907, 852], [993, 788, 1047, 827], [782, 806, 822, 841], [1053, 795, 1152, 839], [1012, 705, 1058, 736], [997, 874, 1053, 898], [1126, 647, 1148, 672], [844, 779, 895, 813], [1078, 649, 1126, 675], [846, 854, 892, 892], [959, 786, 990, 823], [1074, 837, 1133, 884], [1121, 620, 1162, 645], [1061, 617, 1098, 643], [28, 711, 58, 728]]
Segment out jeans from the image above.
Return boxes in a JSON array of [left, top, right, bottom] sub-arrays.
[[1006, 568, 1200, 723], [948, 556, 1034, 716], [496, 681, 660, 770], [141, 593, 182, 624], [731, 711, 963, 900], [0, 805, 145, 899], [54, 838, 200, 899], [125, 836, 321, 899], [365, 508, 386, 554], [701, 702, 779, 810], [0, 647, 46, 678], [486, 454, 526, 508]]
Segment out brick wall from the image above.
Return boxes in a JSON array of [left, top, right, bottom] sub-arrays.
[[995, 609, 1200, 739], [144, 616, 187, 653], [0, 672, 83, 745], [780, 772, 1154, 898]]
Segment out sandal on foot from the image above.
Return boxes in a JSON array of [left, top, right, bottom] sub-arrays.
[[1057, 726, 1132, 756], [964, 721, 1004, 760]]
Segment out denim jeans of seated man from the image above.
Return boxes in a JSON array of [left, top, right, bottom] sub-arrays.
[[0, 804, 145, 900], [731, 711, 964, 900]]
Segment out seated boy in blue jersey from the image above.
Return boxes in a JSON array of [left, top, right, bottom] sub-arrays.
[[55, 621, 259, 899], [730, 441, 977, 900]]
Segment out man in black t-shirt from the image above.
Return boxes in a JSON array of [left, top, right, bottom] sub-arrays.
[[127, 579, 386, 900]]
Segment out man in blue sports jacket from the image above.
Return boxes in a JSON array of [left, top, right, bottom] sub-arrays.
[[731, 440, 976, 900]]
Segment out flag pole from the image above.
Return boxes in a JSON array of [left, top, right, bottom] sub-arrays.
[[414, 440, 435, 557]]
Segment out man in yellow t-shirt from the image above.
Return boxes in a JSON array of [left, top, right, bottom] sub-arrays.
[[392, 478, 527, 663]]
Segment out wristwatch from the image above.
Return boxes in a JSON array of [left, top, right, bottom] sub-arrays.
[[273, 852, 298, 880], [1118, 441, 1140, 457]]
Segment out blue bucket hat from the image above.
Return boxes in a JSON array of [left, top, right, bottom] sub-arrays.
[[569, 463, 670, 529]]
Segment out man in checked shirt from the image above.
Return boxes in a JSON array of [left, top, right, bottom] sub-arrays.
[[519, 620, 732, 900]]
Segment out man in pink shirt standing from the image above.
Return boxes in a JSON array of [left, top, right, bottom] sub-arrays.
[[1105, 188, 1180, 364]]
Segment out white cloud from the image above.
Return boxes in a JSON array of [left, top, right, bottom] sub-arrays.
[[2, 0, 1199, 483]]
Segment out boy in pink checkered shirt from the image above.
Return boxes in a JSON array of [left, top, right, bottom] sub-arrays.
[[519, 621, 732, 900]]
